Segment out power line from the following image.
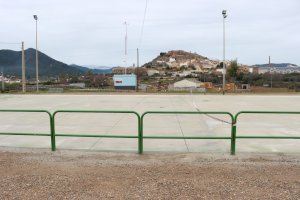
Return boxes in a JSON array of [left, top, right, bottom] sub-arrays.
[[138, 0, 149, 48], [0, 42, 20, 45]]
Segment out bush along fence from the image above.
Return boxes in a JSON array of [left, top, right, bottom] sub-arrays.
[[0, 109, 299, 155]]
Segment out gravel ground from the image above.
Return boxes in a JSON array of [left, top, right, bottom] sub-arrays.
[[0, 148, 299, 200]]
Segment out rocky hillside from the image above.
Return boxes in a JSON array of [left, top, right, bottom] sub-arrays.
[[142, 50, 225, 72]]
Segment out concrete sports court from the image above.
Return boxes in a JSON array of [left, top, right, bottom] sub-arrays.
[[0, 94, 299, 153]]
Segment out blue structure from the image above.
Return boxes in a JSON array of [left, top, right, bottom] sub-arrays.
[[113, 74, 137, 90]]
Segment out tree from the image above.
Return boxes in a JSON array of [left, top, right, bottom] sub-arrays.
[[83, 70, 94, 87], [227, 60, 238, 81]]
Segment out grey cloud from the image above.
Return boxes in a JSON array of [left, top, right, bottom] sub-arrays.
[[0, 0, 299, 66]]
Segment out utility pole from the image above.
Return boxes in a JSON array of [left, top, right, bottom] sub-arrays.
[[269, 56, 273, 89], [222, 10, 227, 95], [21, 41, 26, 93], [124, 21, 128, 74], [137, 48, 139, 67], [136, 48, 139, 91], [33, 15, 39, 92]]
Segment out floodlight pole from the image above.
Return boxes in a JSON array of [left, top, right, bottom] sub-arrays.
[[21, 41, 26, 92], [34, 15, 39, 92], [124, 21, 128, 74], [269, 56, 273, 89], [222, 10, 227, 95]]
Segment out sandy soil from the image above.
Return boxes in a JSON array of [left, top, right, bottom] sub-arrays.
[[0, 148, 299, 199]]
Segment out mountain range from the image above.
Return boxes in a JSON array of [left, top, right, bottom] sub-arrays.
[[0, 48, 112, 78]]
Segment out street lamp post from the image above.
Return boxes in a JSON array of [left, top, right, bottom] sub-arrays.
[[33, 15, 39, 92], [21, 41, 26, 93], [222, 10, 227, 95]]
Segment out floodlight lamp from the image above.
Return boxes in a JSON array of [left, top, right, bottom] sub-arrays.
[[222, 10, 227, 18], [33, 15, 38, 20]]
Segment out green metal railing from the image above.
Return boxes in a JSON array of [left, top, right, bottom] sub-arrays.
[[141, 111, 235, 154], [0, 109, 55, 150], [52, 110, 141, 152], [233, 111, 300, 154], [0, 109, 299, 155]]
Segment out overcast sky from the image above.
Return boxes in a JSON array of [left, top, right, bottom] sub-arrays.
[[0, 0, 299, 67]]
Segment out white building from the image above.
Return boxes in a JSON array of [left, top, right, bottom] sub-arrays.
[[216, 68, 224, 74], [69, 83, 85, 88], [169, 79, 206, 92], [257, 68, 270, 74], [0, 75, 18, 83], [173, 79, 202, 88], [255, 66, 300, 74], [169, 57, 176, 62], [178, 71, 192, 77], [147, 69, 159, 76]]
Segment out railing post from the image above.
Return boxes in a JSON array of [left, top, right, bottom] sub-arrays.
[[138, 114, 143, 154], [50, 114, 56, 151], [230, 118, 236, 155]]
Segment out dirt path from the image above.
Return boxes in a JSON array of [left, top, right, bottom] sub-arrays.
[[0, 148, 299, 199]]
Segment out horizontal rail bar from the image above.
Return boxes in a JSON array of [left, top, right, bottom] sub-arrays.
[[53, 110, 140, 116], [142, 111, 234, 119], [142, 111, 232, 114], [143, 136, 231, 139], [0, 132, 51, 136], [235, 111, 300, 119], [55, 133, 138, 138], [0, 109, 51, 115], [236, 136, 300, 139]]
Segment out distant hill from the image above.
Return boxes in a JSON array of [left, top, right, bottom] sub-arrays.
[[73, 65, 112, 74], [142, 50, 221, 72], [143, 50, 300, 74], [252, 63, 299, 68], [0, 48, 112, 78]]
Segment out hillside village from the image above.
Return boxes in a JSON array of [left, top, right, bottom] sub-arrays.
[[109, 50, 299, 92], [112, 50, 249, 92], [143, 50, 227, 74]]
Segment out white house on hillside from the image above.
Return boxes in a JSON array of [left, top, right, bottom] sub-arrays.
[[169, 79, 206, 92], [147, 69, 159, 76], [173, 79, 200, 88]]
